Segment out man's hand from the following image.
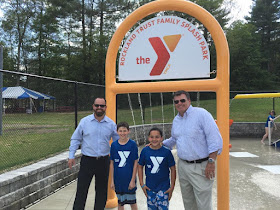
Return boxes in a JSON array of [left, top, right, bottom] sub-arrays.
[[68, 158, 75, 169], [205, 162, 215, 179]]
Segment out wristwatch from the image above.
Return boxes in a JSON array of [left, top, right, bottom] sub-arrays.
[[208, 158, 215, 163]]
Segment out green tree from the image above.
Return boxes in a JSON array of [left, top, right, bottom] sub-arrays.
[[0, 0, 36, 84], [91, 0, 136, 84], [248, 0, 280, 74], [28, 0, 64, 77], [0, 42, 15, 74], [227, 21, 274, 90], [58, 0, 136, 84], [47, 0, 81, 80]]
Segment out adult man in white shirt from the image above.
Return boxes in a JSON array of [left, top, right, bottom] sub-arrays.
[[163, 90, 223, 210]]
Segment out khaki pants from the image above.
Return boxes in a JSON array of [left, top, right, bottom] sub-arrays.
[[178, 159, 214, 210]]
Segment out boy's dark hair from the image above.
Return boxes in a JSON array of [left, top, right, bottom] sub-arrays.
[[174, 90, 190, 100], [148, 127, 163, 137], [117, 122, 130, 130]]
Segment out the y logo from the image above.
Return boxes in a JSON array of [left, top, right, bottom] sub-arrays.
[[118, 151, 130, 167], [150, 156, 164, 173], [149, 34, 182, 76]]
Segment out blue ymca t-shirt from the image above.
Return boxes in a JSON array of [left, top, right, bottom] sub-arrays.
[[110, 139, 138, 194], [138, 146, 175, 192]]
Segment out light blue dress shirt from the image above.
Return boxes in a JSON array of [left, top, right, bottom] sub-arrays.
[[163, 105, 223, 161], [69, 114, 119, 159]]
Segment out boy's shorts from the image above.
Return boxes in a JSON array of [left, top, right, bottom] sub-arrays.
[[147, 190, 169, 210], [116, 193, 136, 206]]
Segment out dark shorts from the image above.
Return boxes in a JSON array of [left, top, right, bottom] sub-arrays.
[[116, 193, 136, 206]]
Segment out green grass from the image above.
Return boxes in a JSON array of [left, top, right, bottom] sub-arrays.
[[0, 111, 92, 172], [230, 98, 280, 122], [117, 98, 280, 124], [1, 97, 278, 173]]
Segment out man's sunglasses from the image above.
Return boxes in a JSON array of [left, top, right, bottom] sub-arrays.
[[94, 104, 106, 108], [174, 99, 186, 104]]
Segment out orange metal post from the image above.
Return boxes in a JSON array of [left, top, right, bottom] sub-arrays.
[[105, 91, 118, 208], [105, 0, 229, 209]]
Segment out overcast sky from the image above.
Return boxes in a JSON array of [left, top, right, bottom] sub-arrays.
[[228, 0, 253, 22]]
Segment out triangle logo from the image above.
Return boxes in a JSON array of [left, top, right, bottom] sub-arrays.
[[163, 34, 182, 52]]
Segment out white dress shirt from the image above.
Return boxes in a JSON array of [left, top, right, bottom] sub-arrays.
[[163, 105, 223, 161], [69, 114, 119, 159]]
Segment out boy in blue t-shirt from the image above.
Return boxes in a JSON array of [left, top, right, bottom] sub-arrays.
[[110, 122, 138, 210], [138, 127, 176, 210]]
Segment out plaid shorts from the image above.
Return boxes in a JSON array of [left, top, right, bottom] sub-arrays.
[[147, 190, 169, 210]]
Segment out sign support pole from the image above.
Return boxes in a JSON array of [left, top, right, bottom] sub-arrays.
[[105, 0, 229, 209]]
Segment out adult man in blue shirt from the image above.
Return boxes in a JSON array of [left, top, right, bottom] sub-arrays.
[[163, 90, 223, 210], [68, 97, 119, 210]]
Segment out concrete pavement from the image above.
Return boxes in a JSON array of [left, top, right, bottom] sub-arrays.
[[27, 138, 280, 210]]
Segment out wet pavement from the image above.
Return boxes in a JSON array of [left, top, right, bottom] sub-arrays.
[[228, 138, 280, 210], [27, 138, 280, 210]]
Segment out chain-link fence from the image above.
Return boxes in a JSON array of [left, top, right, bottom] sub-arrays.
[[0, 70, 104, 173], [0, 70, 213, 173], [2, 66, 279, 173]]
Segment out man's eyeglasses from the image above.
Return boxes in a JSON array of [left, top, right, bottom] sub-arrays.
[[94, 104, 106, 108], [174, 99, 186, 104]]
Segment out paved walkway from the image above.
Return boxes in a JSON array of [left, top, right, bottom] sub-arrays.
[[27, 138, 280, 210]]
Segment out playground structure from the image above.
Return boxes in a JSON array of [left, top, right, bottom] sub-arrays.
[[105, 0, 229, 209], [233, 93, 280, 147], [269, 116, 280, 147], [233, 92, 280, 111]]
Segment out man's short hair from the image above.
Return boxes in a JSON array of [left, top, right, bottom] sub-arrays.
[[117, 122, 130, 130], [174, 90, 190, 100], [148, 127, 163, 137], [93, 97, 106, 104]]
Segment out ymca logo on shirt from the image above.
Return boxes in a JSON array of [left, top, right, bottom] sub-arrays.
[[118, 151, 130, 167], [150, 156, 164, 173]]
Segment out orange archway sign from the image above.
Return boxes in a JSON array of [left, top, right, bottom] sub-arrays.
[[105, 0, 229, 209]]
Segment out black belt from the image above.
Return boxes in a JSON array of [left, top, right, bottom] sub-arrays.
[[83, 155, 109, 160], [184, 157, 208, 164]]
